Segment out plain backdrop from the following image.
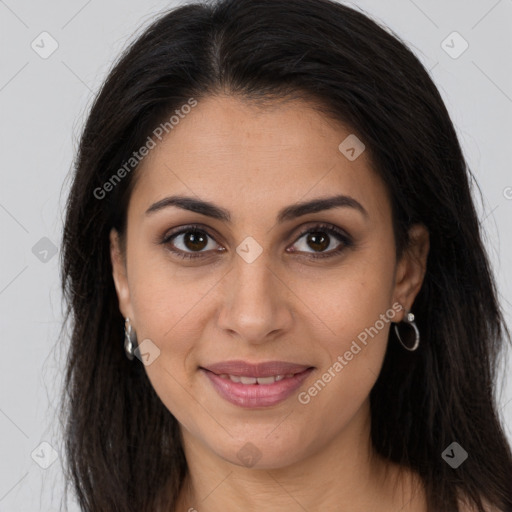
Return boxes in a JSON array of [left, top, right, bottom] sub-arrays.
[[1, 0, 511, 510]]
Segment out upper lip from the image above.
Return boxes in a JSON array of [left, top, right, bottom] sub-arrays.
[[201, 360, 313, 378]]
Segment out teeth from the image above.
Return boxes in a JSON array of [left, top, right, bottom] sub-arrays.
[[240, 376, 257, 384], [217, 373, 295, 384], [256, 376, 276, 385]]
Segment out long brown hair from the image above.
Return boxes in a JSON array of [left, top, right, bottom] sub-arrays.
[[60, 0, 512, 510]]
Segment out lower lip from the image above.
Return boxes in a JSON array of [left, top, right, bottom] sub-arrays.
[[201, 367, 314, 408]]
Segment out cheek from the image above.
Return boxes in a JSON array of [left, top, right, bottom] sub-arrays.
[[304, 243, 395, 349], [298, 241, 395, 398], [127, 268, 210, 427], [296, 284, 393, 440], [127, 239, 216, 343]]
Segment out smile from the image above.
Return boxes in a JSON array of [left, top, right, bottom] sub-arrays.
[[200, 366, 314, 408], [216, 373, 299, 385]]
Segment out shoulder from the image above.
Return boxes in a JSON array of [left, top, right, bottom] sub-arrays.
[[458, 495, 506, 512]]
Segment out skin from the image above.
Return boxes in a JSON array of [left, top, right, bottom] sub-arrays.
[[110, 94, 431, 511]]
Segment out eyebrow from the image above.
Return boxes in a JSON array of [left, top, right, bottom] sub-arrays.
[[145, 194, 368, 223]]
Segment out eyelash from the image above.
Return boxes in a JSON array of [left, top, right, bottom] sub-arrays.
[[160, 223, 353, 261]]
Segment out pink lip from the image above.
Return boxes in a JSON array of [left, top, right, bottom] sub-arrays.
[[201, 360, 312, 378], [200, 366, 314, 408]]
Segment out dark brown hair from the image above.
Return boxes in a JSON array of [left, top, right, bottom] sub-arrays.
[[60, 0, 512, 510]]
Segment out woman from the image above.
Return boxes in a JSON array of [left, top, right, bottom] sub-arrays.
[[59, 0, 512, 510]]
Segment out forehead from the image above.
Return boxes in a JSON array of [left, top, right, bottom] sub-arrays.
[[129, 95, 391, 224]]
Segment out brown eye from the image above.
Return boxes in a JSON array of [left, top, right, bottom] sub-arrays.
[[161, 227, 221, 259], [181, 230, 208, 251], [288, 223, 353, 259], [305, 232, 330, 252], [161, 223, 352, 261]]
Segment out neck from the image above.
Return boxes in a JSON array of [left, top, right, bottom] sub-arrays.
[[173, 399, 426, 511]]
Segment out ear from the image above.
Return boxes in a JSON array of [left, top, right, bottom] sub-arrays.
[[110, 228, 134, 320], [392, 223, 430, 321]]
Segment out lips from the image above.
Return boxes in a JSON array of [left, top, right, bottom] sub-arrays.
[[199, 360, 315, 407], [218, 374, 293, 385], [201, 360, 312, 378]]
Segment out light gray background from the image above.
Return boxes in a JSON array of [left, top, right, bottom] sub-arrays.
[[1, 0, 511, 510]]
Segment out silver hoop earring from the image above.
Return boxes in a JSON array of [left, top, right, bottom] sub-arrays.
[[124, 317, 138, 360], [393, 310, 420, 351]]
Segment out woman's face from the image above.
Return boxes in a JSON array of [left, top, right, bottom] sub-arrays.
[[111, 95, 428, 469]]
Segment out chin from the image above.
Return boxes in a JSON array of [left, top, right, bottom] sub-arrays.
[[207, 428, 310, 470]]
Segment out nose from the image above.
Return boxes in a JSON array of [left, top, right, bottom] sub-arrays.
[[216, 252, 294, 345]]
